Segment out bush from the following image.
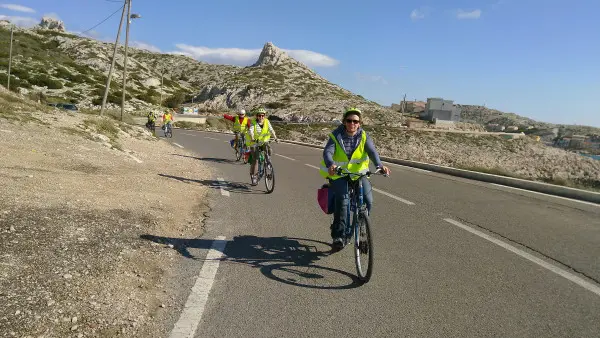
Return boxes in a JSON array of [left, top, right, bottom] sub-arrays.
[[265, 102, 288, 109], [29, 74, 63, 89]]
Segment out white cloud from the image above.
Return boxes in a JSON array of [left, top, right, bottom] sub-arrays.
[[284, 49, 339, 67], [0, 4, 35, 13], [131, 41, 161, 53], [456, 9, 482, 19], [356, 73, 388, 85], [0, 14, 37, 27], [171, 44, 339, 67], [410, 8, 426, 21]]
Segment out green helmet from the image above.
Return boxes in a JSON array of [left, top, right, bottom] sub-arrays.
[[254, 107, 267, 115], [343, 107, 362, 120]]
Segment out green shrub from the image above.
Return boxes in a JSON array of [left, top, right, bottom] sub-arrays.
[[29, 74, 63, 89]]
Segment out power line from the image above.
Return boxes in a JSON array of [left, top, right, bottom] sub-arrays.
[[82, 3, 125, 35]]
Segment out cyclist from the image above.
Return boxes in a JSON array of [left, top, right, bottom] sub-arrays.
[[319, 107, 391, 250], [146, 111, 157, 134], [162, 109, 174, 136], [248, 107, 279, 186], [223, 109, 251, 148]]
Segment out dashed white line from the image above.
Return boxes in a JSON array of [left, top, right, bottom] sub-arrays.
[[443, 218, 600, 297], [275, 154, 296, 161], [305, 164, 320, 170], [173, 143, 184, 148], [489, 183, 600, 207], [216, 178, 230, 197], [168, 236, 228, 338], [372, 188, 415, 205], [181, 132, 196, 136], [205, 137, 219, 141]]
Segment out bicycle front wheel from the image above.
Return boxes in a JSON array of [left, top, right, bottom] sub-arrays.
[[354, 212, 373, 283], [264, 161, 275, 194], [235, 143, 242, 161]]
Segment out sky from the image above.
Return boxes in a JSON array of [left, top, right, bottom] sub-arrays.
[[1, 0, 599, 127]]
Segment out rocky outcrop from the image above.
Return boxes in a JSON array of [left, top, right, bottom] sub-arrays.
[[38, 17, 66, 31]]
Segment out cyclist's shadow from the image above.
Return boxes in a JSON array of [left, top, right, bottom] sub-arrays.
[[139, 234, 363, 289]]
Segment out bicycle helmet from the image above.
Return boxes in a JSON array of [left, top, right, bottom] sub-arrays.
[[238, 109, 246, 115], [343, 107, 361, 120], [255, 107, 267, 115]]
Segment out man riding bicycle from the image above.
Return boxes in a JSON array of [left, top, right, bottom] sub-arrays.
[[319, 107, 391, 251], [162, 110, 174, 135], [248, 107, 279, 186], [146, 111, 157, 134], [223, 109, 251, 148]]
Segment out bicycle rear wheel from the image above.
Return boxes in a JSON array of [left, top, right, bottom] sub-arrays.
[[264, 161, 275, 193], [354, 212, 373, 283]]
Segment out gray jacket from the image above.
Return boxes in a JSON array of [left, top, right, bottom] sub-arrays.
[[323, 125, 383, 168]]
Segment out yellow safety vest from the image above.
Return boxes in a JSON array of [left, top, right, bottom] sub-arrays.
[[233, 116, 248, 132], [319, 131, 369, 181], [247, 119, 271, 146], [164, 114, 173, 122]]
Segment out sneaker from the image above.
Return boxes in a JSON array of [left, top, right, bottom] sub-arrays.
[[331, 238, 344, 252], [250, 175, 258, 186]]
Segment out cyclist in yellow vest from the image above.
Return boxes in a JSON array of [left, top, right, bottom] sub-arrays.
[[319, 108, 390, 250], [224, 109, 251, 148], [162, 110, 174, 135], [248, 107, 279, 185]]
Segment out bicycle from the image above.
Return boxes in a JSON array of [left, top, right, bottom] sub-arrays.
[[252, 140, 276, 194], [145, 121, 156, 135], [332, 167, 388, 283], [163, 122, 173, 138], [234, 132, 248, 163]]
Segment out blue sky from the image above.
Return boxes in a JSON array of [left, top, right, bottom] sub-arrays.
[[1, 0, 599, 127]]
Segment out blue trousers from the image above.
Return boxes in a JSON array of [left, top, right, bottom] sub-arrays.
[[330, 176, 373, 240]]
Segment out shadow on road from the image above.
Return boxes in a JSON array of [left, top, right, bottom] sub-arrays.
[[171, 153, 240, 165], [158, 173, 265, 194], [139, 234, 363, 289]]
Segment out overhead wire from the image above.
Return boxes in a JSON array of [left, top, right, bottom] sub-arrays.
[[81, 3, 125, 35]]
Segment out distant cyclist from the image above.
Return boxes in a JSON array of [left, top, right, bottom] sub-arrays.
[[224, 109, 251, 148], [248, 107, 279, 185], [162, 110, 174, 136], [146, 111, 156, 134], [319, 107, 390, 250]]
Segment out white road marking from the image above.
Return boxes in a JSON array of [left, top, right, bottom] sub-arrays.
[[0, 129, 13, 133], [443, 218, 600, 297], [205, 137, 219, 140], [387, 162, 431, 173], [275, 154, 296, 161], [489, 183, 600, 207], [127, 154, 143, 163], [168, 236, 228, 338], [372, 188, 415, 205], [173, 143, 184, 148], [305, 164, 320, 170], [181, 132, 196, 136], [224, 141, 229, 144], [216, 178, 230, 197]]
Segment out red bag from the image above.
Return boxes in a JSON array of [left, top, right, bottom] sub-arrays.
[[317, 184, 335, 214]]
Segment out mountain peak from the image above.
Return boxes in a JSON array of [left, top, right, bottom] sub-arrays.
[[251, 42, 292, 67]]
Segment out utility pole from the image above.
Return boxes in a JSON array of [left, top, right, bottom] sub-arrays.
[[159, 69, 164, 107], [100, 1, 127, 117], [120, 0, 132, 121], [400, 93, 407, 114], [7, 26, 14, 91]]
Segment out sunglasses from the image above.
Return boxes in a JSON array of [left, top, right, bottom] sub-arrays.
[[345, 119, 360, 124], [257, 114, 265, 117]]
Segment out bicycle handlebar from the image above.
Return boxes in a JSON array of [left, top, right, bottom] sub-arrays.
[[335, 167, 389, 178]]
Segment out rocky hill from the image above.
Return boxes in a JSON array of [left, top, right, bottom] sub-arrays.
[[0, 20, 398, 124]]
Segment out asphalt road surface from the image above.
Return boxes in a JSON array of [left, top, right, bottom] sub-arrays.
[[148, 129, 600, 338]]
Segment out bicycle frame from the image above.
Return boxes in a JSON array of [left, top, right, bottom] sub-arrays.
[[256, 141, 271, 178]]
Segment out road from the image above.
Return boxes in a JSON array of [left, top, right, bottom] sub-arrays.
[[147, 129, 600, 338]]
